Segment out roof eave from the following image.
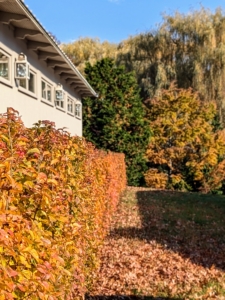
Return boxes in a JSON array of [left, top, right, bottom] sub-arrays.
[[15, 0, 97, 98]]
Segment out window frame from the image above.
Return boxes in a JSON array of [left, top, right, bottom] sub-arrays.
[[55, 91, 65, 111], [67, 97, 75, 116], [41, 78, 53, 106], [17, 68, 37, 97], [0, 48, 12, 87], [75, 101, 82, 119]]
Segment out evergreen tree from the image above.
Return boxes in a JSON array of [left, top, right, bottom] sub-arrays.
[[83, 58, 151, 186]]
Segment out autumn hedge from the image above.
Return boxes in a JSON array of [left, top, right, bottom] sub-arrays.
[[0, 108, 126, 299]]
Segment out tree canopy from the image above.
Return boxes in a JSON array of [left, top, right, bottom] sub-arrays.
[[61, 37, 117, 74], [83, 58, 151, 186], [61, 7, 225, 190], [117, 8, 225, 123], [62, 8, 225, 123], [145, 84, 225, 192]]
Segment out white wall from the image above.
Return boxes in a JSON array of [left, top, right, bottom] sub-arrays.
[[0, 23, 83, 136]]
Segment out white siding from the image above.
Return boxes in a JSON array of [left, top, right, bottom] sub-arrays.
[[0, 22, 82, 136]]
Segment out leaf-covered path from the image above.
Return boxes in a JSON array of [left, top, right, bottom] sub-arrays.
[[87, 187, 225, 300]]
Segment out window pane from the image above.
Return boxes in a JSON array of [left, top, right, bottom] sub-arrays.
[[55, 92, 64, 108], [47, 85, 51, 101], [75, 104, 81, 118], [68, 99, 74, 113], [19, 79, 26, 89], [0, 52, 9, 80], [56, 100, 63, 108], [42, 81, 46, 99], [28, 73, 35, 93]]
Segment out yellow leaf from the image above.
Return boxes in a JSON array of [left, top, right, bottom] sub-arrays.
[[30, 249, 39, 262], [47, 179, 58, 185], [19, 256, 31, 268], [50, 159, 59, 165], [0, 257, 7, 267], [63, 269, 72, 276], [43, 151, 50, 156], [1, 135, 9, 143], [22, 246, 31, 252], [24, 181, 34, 189], [21, 269, 32, 279], [27, 148, 40, 155]]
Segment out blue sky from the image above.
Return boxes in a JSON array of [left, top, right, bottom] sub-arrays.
[[24, 0, 225, 44]]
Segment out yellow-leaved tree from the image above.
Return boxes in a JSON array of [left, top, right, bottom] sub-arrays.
[[61, 37, 117, 74], [145, 84, 225, 193]]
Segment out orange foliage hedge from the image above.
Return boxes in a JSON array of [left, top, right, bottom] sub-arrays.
[[0, 108, 126, 300]]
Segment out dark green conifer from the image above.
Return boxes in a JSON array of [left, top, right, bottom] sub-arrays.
[[83, 58, 151, 186]]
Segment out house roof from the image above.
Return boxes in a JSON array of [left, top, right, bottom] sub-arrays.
[[0, 0, 98, 98]]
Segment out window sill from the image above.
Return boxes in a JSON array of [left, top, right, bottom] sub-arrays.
[[18, 87, 37, 100], [0, 77, 13, 88], [75, 115, 82, 120], [67, 111, 75, 117], [41, 99, 54, 107], [56, 106, 65, 113]]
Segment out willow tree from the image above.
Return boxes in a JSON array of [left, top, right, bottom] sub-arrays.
[[117, 31, 176, 99], [61, 37, 118, 74], [116, 8, 225, 124], [163, 8, 225, 122], [62, 8, 225, 123]]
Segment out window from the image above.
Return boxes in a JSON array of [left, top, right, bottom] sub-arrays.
[[28, 72, 35, 93], [18, 70, 36, 93], [41, 80, 52, 102], [55, 92, 64, 109], [75, 102, 82, 119], [67, 97, 74, 114], [0, 50, 9, 80]]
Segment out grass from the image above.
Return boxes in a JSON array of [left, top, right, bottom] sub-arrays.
[[136, 190, 225, 263], [88, 187, 225, 299]]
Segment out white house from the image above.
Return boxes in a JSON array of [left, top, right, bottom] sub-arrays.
[[0, 0, 97, 136]]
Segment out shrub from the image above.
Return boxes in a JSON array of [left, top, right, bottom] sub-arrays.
[[144, 168, 168, 189], [0, 108, 126, 299]]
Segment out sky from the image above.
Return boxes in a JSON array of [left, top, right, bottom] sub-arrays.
[[24, 0, 225, 44]]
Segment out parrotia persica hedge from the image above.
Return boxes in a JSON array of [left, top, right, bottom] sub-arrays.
[[0, 108, 126, 300]]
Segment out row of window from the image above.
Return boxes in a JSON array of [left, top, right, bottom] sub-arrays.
[[0, 49, 81, 119], [41, 79, 81, 118]]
